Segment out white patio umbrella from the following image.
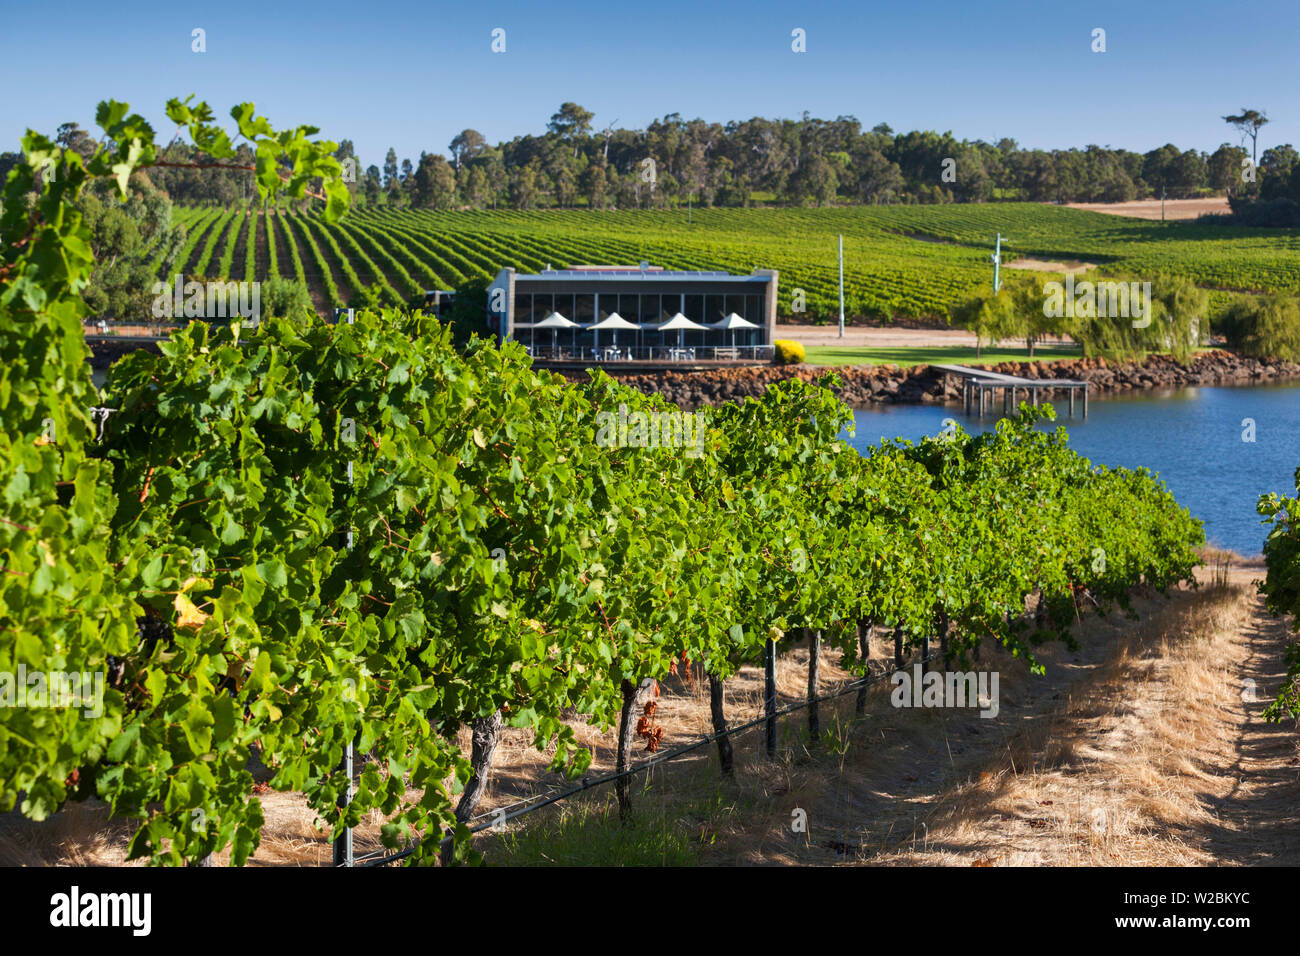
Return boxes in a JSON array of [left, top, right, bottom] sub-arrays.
[[708, 312, 761, 348], [534, 311, 578, 353], [656, 312, 709, 349], [588, 311, 639, 352]]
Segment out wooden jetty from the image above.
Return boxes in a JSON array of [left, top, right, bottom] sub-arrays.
[[932, 365, 1089, 419]]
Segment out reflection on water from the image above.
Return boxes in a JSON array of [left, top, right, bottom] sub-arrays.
[[841, 383, 1300, 557]]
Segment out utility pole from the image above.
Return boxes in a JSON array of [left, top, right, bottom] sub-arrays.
[[838, 234, 845, 338], [991, 233, 1003, 292], [1161, 184, 1167, 222]]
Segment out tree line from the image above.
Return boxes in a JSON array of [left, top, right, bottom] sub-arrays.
[[10, 104, 1291, 214], [348, 104, 1291, 211]]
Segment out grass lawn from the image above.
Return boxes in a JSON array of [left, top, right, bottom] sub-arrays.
[[801, 342, 1084, 368]]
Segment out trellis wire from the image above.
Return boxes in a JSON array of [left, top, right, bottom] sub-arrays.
[[351, 650, 938, 867]]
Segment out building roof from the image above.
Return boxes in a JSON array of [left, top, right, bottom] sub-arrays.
[[515, 268, 768, 283], [551, 264, 665, 272]]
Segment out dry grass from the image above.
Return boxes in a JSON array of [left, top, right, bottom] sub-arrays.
[[872, 570, 1299, 866]]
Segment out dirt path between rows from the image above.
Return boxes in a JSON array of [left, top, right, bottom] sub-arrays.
[[777, 569, 1300, 867], [1198, 594, 1300, 863]]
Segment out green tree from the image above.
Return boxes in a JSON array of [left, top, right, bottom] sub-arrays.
[[382, 147, 398, 188], [510, 162, 539, 209], [363, 164, 381, 204], [1260, 144, 1300, 201], [548, 102, 594, 158], [1142, 144, 1181, 196], [1004, 275, 1071, 357], [449, 129, 486, 169], [1218, 293, 1300, 360], [56, 122, 98, 159], [413, 153, 456, 209], [465, 165, 490, 207], [851, 146, 903, 203], [1207, 143, 1248, 195], [1223, 107, 1269, 166], [950, 289, 1016, 357], [385, 174, 405, 207], [580, 163, 608, 208], [552, 165, 577, 207], [1167, 148, 1207, 197], [79, 175, 185, 320], [333, 139, 358, 200], [788, 153, 838, 206], [481, 152, 507, 209]]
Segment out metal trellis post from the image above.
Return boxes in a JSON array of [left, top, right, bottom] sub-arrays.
[[764, 637, 777, 759], [333, 306, 357, 867]]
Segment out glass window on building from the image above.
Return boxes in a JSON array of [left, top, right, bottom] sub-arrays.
[[722, 294, 741, 322], [704, 293, 724, 324], [529, 293, 551, 324], [553, 292, 575, 321], [684, 294, 704, 323], [617, 294, 637, 322], [638, 294, 659, 325]]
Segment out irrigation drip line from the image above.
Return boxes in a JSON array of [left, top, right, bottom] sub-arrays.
[[351, 650, 939, 867], [459, 652, 930, 827]]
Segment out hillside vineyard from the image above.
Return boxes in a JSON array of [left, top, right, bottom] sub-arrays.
[[159, 204, 1300, 321]]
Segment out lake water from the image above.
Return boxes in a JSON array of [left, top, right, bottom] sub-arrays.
[[841, 383, 1300, 557]]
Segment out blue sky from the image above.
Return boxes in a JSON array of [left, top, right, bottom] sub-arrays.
[[2, 0, 1295, 168]]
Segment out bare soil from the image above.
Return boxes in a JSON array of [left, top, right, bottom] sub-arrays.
[[1062, 197, 1231, 221], [1005, 257, 1097, 274]]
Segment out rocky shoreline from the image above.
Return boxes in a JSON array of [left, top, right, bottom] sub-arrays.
[[589, 350, 1300, 410], [87, 336, 1300, 409], [87, 338, 161, 369]]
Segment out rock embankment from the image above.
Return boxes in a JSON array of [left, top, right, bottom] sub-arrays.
[[587, 350, 1300, 410], [87, 338, 162, 369]]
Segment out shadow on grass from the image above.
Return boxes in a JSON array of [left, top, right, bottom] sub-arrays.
[[481, 784, 740, 867]]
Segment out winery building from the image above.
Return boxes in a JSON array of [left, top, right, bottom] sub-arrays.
[[486, 263, 778, 362]]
